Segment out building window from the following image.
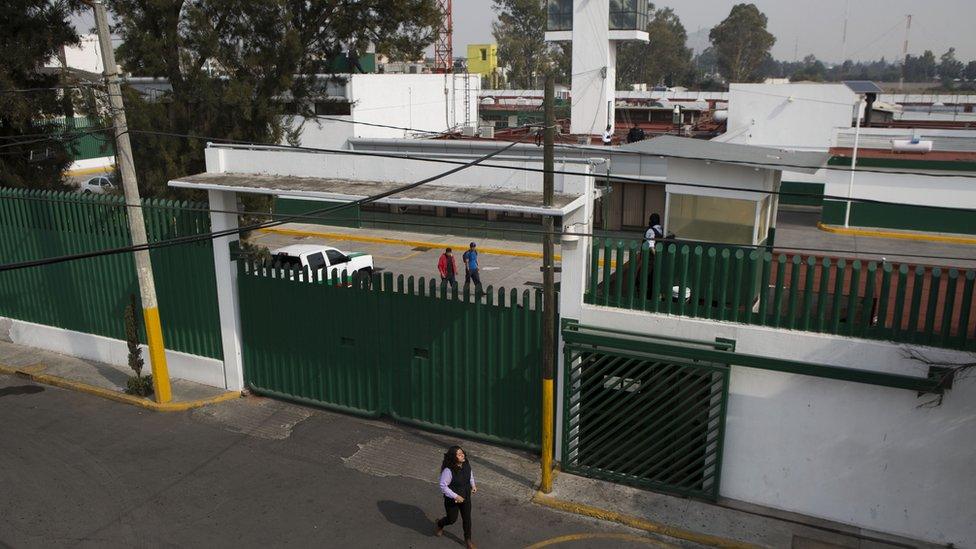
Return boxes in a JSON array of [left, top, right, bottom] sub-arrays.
[[314, 101, 352, 116], [480, 49, 488, 61], [609, 0, 649, 31], [547, 0, 573, 31], [667, 194, 757, 245]]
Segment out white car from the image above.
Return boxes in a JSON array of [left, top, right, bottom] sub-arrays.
[[270, 244, 373, 283], [78, 175, 116, 194]]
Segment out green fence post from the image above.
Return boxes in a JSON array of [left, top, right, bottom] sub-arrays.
[[689, 246, 704, 318], [771, 254, 787, 329], [601, 239, 612, 306], [829, 259, 846, 334], [892, 265, 909, 340], [703, 248, 717, 320], [846, 261, 861, 337], [717, 249, 731, 321], [940, 269, 958, 347], [786, 255, 801, 330], [625, 241, 638, 310], [650, 243, 663, 313], [677, 245, 690, 317], [664, 244, 677, 315], [958, 271, 975, 350], [875, 262, 893, 340], [730, 250, 744, 323], [924, 268, 942, 346], [638, 242, 651, 311], [757, 251, 773, 325], [859, 262, 877, 339], [907, 266, 925, 343], [816, 258, 831, 333], [743, 250, 759, 324]]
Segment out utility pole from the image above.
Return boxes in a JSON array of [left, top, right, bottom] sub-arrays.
[[540, 73, 556, 494], [899, 15, 912, 91], [89, 0, 172, 403]]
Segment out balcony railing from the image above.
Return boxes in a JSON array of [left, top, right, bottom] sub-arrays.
[[585, 238, 976, 352]]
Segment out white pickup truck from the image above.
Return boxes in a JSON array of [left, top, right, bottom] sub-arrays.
[[270, 244, 373, 283]]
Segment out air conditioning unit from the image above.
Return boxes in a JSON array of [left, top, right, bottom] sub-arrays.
[[461, 126, 477, 137], [507, 115, 519, 127], [478, 126, 495, 139]]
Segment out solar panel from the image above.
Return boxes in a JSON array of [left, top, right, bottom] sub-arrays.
[[843, 80, 883, 94]]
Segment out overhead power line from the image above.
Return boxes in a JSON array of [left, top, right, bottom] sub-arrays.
[[0, 136, 528, 274]]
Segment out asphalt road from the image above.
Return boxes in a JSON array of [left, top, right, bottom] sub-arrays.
[[0, 373, 699, 549]]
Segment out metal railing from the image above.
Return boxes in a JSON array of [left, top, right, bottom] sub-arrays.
[[585, 238, 976, 351]]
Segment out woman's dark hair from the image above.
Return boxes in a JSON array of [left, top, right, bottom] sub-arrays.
[[441, 445, 466, 471], [649, 213, 661, 226]]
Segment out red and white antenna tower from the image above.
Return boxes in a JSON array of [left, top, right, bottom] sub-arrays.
[[433, 0, 453, 73]]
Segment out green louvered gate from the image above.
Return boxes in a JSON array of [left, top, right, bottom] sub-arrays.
[[561, 327, 730, 500], [239, 259, 543, 450]]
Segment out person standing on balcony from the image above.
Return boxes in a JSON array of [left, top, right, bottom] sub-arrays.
[[438, 247, 458, 291], [602, 124, 614, 146], [626, 123, 646, 143], [435, 445, 477, 548]]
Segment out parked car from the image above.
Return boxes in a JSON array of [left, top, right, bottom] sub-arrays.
[[269, 244, 373, 284], [78, 174, 116, 194]]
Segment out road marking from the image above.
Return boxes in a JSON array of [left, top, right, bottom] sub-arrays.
[[525, 533, 677, 548], [817, 222, 976, 245]]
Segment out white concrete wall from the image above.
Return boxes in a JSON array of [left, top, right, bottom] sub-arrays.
[[349, 74, 480, 136], [727, 84, 856, 150], [823, 168, 976, 211], [210, 145, 592, 197], [46, 34, 103, 74], [568, 302, 976, 546], [285, 117, 355, 150], [1, 317, 226, 388], [569, 0, 615, 136]]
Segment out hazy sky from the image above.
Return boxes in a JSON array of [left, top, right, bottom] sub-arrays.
[[455, 0, 976, 63]]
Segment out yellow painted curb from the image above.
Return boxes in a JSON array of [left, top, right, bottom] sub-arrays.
[[817, 222, 976, 245], [0, 363, 240, 412], [531, 492, 759, 549], [65, 165, 115, 177], [258, 227, 556, 260]]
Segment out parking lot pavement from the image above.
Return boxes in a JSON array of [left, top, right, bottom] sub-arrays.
[[248, 230, 558, 295]]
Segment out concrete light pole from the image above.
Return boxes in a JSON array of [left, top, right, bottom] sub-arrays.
[[89, 0, 172, 403]]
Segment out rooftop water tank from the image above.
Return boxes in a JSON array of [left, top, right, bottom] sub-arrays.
[[891, 139, 933, 153]]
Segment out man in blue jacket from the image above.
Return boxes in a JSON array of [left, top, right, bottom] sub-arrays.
[[462, 242, 483, 295]]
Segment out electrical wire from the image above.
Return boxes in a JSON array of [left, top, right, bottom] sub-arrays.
[[121, 127, 976, 214], [0, 135, 529, 274]]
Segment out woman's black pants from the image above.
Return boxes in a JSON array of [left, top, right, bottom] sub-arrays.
[[437, 496, 472, 540]]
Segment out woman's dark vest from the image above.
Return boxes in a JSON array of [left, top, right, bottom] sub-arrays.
[[448, 462, 472, 498]]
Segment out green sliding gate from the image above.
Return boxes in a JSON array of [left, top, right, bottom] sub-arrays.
[[239, 259, 544, 450], [561, 324, 730, 500]]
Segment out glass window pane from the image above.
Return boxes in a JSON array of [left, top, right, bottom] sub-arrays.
[[667, 194, 757, 245], [547, 0, 573, 31], [307, 252, 326, 271]]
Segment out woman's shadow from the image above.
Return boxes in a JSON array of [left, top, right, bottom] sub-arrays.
[[376, 500, 465, 545]]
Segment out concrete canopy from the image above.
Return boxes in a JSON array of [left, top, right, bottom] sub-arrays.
[[619, 135, 829, 174], [169, 172, 583, 216]]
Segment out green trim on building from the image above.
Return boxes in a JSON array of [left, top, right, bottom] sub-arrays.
[[274, 197, 554, 243], [779, 180, 824, 207], [822, 199, 976, 235], [828, 155, 976, 173]]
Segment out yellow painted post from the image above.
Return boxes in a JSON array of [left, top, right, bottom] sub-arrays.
[[143, 307, 172, 402]]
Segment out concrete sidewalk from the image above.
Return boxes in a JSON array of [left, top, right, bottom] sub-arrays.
[[0, 340, 238, 411], [539, 472, 940, 549]]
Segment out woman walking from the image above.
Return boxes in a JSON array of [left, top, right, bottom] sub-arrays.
[[435, 445, 477, 548]]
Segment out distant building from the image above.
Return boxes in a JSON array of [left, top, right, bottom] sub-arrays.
[[466, 44, 497, 78]]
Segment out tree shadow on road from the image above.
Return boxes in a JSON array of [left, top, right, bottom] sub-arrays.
[[0, 385, 44, 398]]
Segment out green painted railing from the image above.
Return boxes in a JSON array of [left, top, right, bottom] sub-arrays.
[[0, 188, 223, 359], [239, 261, 545, 450], [585, 238, 976, 351]]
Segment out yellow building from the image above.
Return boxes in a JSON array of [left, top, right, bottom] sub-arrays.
[[466, 44, 498, 76]]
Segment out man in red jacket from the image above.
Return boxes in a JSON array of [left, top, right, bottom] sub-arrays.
[[438, 247, 458, 292]]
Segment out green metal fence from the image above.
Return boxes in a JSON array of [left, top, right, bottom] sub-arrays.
[[585, 238, 976, 351], [239, 260, 544, 450], [562, 329, 730, 500], [0, 188, 223, 359]]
